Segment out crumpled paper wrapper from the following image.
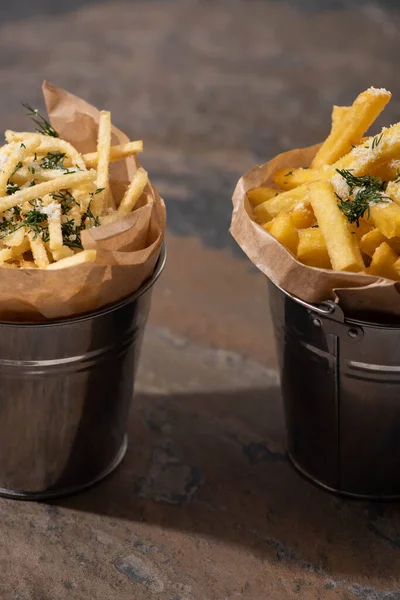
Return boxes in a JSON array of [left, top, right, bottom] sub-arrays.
[[231, 144, 400, 319], [0, 81, 166, 321]]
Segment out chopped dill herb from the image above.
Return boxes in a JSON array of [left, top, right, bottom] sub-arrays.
[[371, 132, 384, 149], [51, 190, 78, 215], [6, 182, 20, 195], [23, 207, 49, 241], [95, 187, 105, 194], [9, 161, 22, 180], [22, 103, 59, 138], [335, 168, 390, 226], [40, 151, 66, 169], [20, 143, 26, 149], [284, 171, 293, 177]]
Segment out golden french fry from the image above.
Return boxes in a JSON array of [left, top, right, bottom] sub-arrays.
[[6, 132, 86, 171], [297, 227, 331, 269], [117, 167, 148, 216], [247, 186, 279, 207], [0, 136, 40, 196], [349, 218, 375, 241], [312, 87, 391, 168], [28, 231, 49, 268], [3, 227, 25, 247], [359, 228, 386, 257], [370, 202, 400, 238], [0, 170, 96, 213], [0, 248, 13, 264], [264, 212, 298, 254], [308, 180, 364, 272], [46, 249, 96, 270], [289, 203, 316, 229], [48, 211, 63, 251], [369, 242, 400, 280], [12, 236, 31, 257], [253, 186, 307, 224], [83, 141, 143, 168], [51, 246, 74, 261], [92, 110, 112, 215]]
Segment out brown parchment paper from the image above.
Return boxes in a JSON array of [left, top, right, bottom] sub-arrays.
[[0, 81, 166, 321], [231, 144, 400, 318]]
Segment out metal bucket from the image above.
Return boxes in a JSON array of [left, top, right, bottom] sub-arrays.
[[0, 245, 166, 501], [269, 278, 400, 500]]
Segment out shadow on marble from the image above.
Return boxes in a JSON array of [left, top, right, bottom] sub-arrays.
[[55, 385, 400, 581]]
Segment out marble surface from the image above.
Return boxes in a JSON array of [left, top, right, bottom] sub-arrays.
[[1, 1, 400, 598]]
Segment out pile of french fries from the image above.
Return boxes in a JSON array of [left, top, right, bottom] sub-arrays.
[[0, 106, 147, 269], [248, 87, 400, 281]]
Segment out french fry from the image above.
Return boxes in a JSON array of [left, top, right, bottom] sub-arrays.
[[12, 236, 31, 257], [51, 246, 74, 261], [0, 136, 40, 196], [20, 259, 37, 269], [83, 141, 143, 168], [48, 210, 63, 251], [46, 249, 96, 270], [289, 203, 316, 229], [92, 110, 112, 215], [308, 180, 364, 272], [369, 242, 400, 280], [0, 248, 13, 264], [349, 217, 374, 241], [312, 87, 391, 167], [117, 167, 148, 216], [6, 131, 86, 171], [0, 170, 96, 213], [28, 231, 49, 269], [370, 202, 400, 239], [247, 186, 279, 207], [264, 212, 298, 254], [253, 186, 308, 224], [359, 228, 386, 257], [3, 227, 25, 247], [297, 227, 331, 269]]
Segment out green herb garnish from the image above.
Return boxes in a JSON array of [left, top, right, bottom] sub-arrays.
[[22, 103, 59, 138], [335, 168, 390, 226], [40, 151, 65, 170]]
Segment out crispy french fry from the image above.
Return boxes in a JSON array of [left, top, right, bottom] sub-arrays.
[[297, 227, 331, 269], [370, 202, 400, 238], [3, 227, 25, 247], [308, 180, 364, 272], [264, 212, 298, 254], [253, 186, 307, 224], [12, 236, 31, 257], [83, 141, 143, 168], [349, 218, 375, 241], [6, 131, 86, 171], [117, 167, 148, 216], [46, 249, 96, 270], [48, 211, 63, 251], [51, 246, 74, 261], [312, 87, 391, 167], [359, 228, 387, 257], [92, 110, 112, 215], [247, 186, 279, 207], [369, 242, 400, 280], [289, 203, 316, 229], [0, 170, 96, 213], [0, 136, 40, 196], [0, 248, 13, 264], [28, 232, 49, 269]]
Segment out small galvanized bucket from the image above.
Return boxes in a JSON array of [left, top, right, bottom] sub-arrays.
[[269, 278, 400, 500], [0, 245, 166, 500]]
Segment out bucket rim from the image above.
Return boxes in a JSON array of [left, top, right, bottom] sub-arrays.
[[268, 278, 400, 329], [0, 243, 166, 327]]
